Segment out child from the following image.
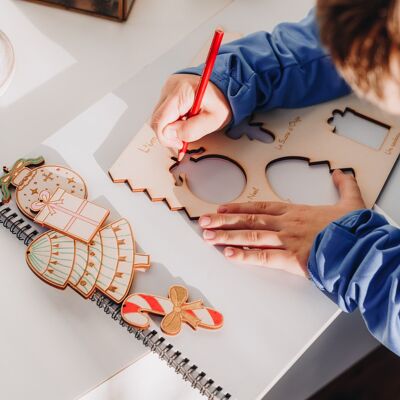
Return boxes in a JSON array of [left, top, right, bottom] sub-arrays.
[[150, 1, 400, 356]]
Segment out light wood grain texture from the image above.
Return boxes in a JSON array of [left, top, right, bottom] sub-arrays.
[[32, 187, 109, 243], [26, 218, 151, 303], [121, 285, 223, 336], [109, 34, 400, 219]]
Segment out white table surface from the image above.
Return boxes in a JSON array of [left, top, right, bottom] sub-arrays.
[[0, 0, 232, 164], [0, 1, 229, 399], [1, 1, 398, 399]]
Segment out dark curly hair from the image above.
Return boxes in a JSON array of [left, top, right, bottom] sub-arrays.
[[317, 0, 400, 98]]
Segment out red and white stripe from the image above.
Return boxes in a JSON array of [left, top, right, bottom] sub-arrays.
[[121, 293, 223, 331], [186, 307, 223, 330], [122, 293, 172, 329]]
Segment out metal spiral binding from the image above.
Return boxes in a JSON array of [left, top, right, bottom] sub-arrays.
[[90, 292, 232, 399], [0, 201, 233, 400], [0, 202, 44, 245]]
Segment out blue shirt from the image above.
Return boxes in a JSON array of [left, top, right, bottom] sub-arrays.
[[180, 10, 400, 355]]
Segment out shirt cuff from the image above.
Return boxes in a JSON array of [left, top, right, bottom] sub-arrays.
[[307, 209, 388, 310]]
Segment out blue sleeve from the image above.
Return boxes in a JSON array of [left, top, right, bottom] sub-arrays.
[[178, 9, 351, 126], [308, 209, 400, 355]]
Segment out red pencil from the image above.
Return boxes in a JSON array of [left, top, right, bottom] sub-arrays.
[[177, 29, 224, 162]]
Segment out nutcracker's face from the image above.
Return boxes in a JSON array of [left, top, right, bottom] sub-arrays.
[[12, 165, 88, 220]]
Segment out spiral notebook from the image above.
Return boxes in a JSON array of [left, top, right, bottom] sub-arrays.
[[0, 200, 230, 399]]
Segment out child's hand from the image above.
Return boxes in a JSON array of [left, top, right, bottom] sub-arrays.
[[150, 74, 232, 148], [198, 170, 366, 277]]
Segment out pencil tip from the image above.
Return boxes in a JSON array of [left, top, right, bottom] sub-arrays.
[[177, 152, 185, 162]]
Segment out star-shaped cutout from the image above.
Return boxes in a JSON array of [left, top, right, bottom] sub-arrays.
[[67, 177, 76, 184], [30, 188, 38, 195]]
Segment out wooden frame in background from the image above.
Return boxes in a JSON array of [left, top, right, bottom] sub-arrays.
[[23, 0, 135, 22]]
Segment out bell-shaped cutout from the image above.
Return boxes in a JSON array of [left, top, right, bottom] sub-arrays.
[[171, 155, 246, 204], [266, 158, 343, 205], [227, 117, 275, 143]]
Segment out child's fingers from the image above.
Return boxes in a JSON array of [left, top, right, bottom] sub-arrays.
[[218, 201, 288, 216], [150, 96, 182, 147], [332, 170, 365, 208], [198, 213, 281, 231], [223, 247, 308, 277], [223, 247, 294, 270], [166, 111, 220, 143], [202, 229, 283, 247], [150, 75, 230, 148]]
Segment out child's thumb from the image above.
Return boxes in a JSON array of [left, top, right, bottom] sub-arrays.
[[333, 170, 365, 208], [168, 112, 219, 143]]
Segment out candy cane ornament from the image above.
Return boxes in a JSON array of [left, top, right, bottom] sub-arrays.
[[121, 285, 223, 335]]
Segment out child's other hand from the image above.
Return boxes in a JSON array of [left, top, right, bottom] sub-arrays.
[[198, 170, 366, 277], [150, 74, 232, 149]]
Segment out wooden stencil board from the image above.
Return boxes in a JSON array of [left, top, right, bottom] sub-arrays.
[[109, 35, 400, 219]]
